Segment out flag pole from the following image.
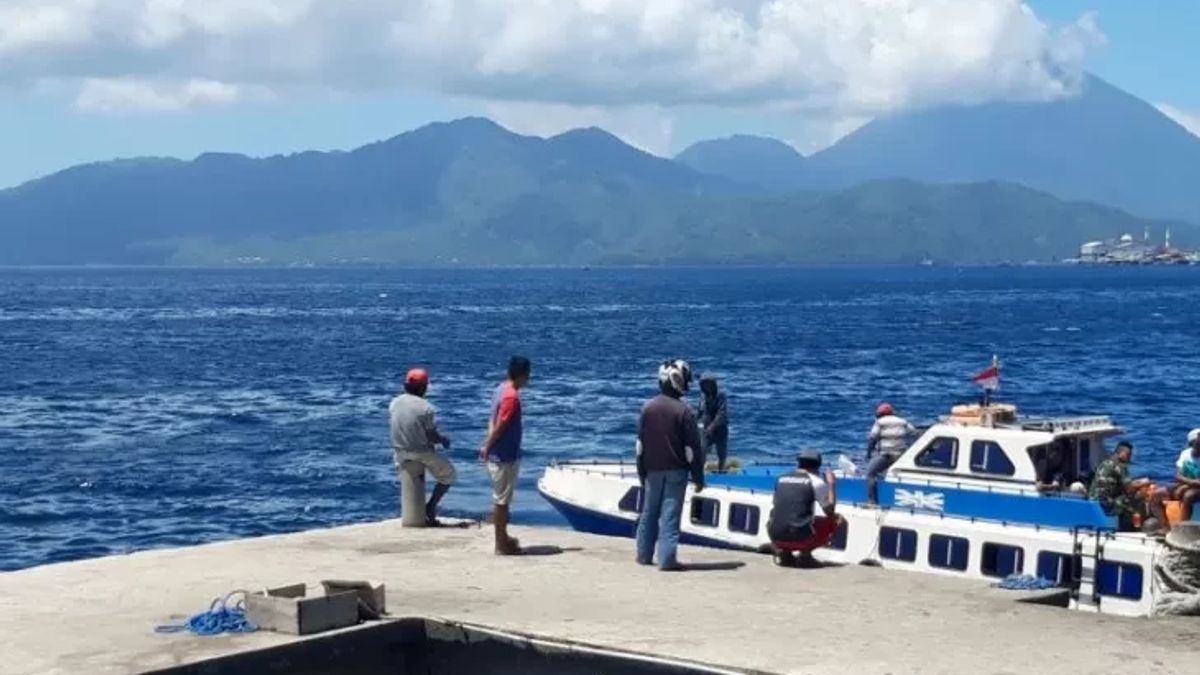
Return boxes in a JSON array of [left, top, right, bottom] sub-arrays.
[[981, 355, 999, 408]]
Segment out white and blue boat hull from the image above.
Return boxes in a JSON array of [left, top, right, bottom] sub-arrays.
[[539, 461, 1165, 617]]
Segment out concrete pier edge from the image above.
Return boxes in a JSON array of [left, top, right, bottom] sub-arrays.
[[1, 519, 1198, 675]]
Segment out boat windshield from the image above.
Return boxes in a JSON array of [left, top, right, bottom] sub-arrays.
[[1028, 435, 1103, 492]]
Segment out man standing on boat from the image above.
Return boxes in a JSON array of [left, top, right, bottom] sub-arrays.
[[696, 374, 730, 472], [390, 368, 454, 525], [636, 359, 705, 571], [865, 402, 916, 505], [480, 356, 532, 556], [1172, 430, 1200, 521], [1090, 441, 1170, 534]]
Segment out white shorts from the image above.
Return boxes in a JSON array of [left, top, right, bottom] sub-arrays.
[[487, 461, 521, 506], [397, 452, 457, 486]]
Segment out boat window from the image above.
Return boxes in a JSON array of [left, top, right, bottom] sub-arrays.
[[1036, 551, 1080, 588], [969, 441, 1015, 476], [829, 520, 849, 551], [914, 437, 958, 470], [1097, 561, 1143, 601], [618, 487, 643, 513], [1077, 438, 1094, 476], [980, 543, 1024, 578], [879, 527, 918, 562], [727, 503, 759, 535], [690, 497, 720, 527], [928, 534, 969, 571]]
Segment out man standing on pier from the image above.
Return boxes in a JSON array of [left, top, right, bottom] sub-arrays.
[[480, 356, 531, 556], [390, 368, 454, 525], [636, 359, 705, 571]]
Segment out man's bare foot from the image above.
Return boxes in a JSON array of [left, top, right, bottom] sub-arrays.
[[495, 538, 521, 556]]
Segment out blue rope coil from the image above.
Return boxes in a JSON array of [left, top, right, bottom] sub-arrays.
[[155, 591, 258, 636], [995, 574, 1058, 591]]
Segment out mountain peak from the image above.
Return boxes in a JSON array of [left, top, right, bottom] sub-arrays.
[[806, 72, 1200, 223], [683, 134, 802, 157], [547, 126, 638, 151], [676, 134, 805, 191]]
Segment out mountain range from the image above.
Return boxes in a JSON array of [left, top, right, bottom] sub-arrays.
[[680, 75, 1200, 226], [1, 75, 1196, 266]]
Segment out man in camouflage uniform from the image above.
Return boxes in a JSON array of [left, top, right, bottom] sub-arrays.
[[1089, 441, 1170, 533]]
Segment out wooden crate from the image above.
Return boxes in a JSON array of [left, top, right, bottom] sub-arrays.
[[244, 583, 360, 636], [320, 579, 387, 619]]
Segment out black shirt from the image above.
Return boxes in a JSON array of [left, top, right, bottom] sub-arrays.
[[770, 471, 818, 529], [1035, 452, 1066, 488], [637, 394, 704, 483]]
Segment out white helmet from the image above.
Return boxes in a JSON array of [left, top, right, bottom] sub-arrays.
[[658, 359, 693, 397], [1189, 428, 1200, 444]]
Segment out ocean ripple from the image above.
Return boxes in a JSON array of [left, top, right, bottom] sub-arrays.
[[1, 266, 1199, 570]]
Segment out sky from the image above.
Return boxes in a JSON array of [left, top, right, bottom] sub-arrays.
[[1, 0, 1198, 189]]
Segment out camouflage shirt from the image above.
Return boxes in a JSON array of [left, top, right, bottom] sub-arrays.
[[1089, 457, 1132, 516]]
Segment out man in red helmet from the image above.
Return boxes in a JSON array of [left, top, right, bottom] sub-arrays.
[[389, 368, 454, 525], [865, 402, 915, 506]]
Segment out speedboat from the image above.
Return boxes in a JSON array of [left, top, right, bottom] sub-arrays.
[[539, 402, 1200, 617]]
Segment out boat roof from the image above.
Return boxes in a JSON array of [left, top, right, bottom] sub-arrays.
[[936, 404, 1123, 438]]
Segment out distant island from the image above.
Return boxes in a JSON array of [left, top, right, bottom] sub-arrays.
[[1, 75, 1197, 267]]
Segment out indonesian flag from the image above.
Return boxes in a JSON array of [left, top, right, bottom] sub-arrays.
[[972, 363, 1000, 390]]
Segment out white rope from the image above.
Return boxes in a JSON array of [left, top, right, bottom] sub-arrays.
[[1154, 526, 1200, 616]]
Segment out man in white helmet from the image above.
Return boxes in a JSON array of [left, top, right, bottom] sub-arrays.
[[635, 359, 705, 571], [1173, 429, 1200, 521]]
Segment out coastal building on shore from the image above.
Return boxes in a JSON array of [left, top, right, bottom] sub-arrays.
[[1078, 228, 1197, 265]]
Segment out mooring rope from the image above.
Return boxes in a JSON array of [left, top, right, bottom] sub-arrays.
[[994, 574, 1058, 591], [155, 590, 258, 636]]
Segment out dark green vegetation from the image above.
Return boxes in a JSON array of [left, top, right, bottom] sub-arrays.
[[1, 76, 1195, 266]]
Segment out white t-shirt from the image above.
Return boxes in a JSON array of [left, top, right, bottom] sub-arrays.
[[1179, 448, 1194, 471], [869, 415, 916, 455], [809, 473, 831, 519]]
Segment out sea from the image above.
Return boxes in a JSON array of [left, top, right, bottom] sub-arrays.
[[2, 266, 1199, 571]]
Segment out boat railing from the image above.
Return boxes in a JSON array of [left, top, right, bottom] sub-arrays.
[[545, 460, 1157, 540]]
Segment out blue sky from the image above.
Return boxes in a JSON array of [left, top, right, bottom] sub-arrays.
[[1, 1, 1197, 189]]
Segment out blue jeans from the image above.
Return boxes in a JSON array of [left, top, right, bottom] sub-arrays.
[[866, 452, 898, 503], [635, 469, 689, 569]]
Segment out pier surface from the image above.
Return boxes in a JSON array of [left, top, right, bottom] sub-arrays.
[[1, 521, 1197, 675]]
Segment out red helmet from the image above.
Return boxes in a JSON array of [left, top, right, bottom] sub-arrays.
[[405, 368, 430, 388], [876, 402, 895, 417]]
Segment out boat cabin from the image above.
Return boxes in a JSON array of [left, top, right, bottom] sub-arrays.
[[889, 404, 1122, 494]]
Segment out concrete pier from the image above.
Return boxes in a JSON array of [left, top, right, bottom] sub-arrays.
[[1, 521, 1197, 675]]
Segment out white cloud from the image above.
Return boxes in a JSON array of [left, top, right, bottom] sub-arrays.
[[0, 1, 92, 55], [1156, 103, 1200, 138], [1, 1, 1102, 119], [74, 78, 243, 113]]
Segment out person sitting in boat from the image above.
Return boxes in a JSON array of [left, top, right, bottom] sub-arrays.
[[1034, 439, 1077, 494], [1089, 441, 1170, 534], [696, 374, 730, 473], [865, 402, 915, 505], [1172, 429, 1200, 522], [767, 450, 839, 567]]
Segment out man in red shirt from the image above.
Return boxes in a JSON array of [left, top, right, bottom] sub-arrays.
[[480, 356, 531, 555]]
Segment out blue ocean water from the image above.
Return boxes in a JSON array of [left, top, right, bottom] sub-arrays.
[[1, 266, 1198, 571]]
